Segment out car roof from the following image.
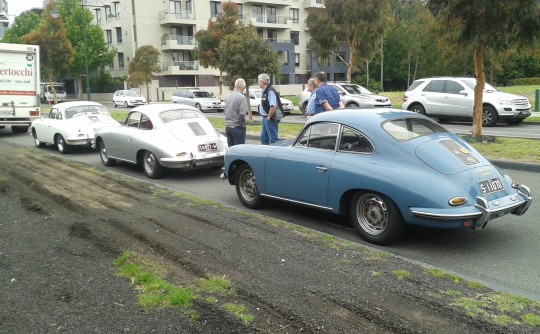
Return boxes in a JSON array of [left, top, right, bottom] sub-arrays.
[[52, 101, 105, 110], [131, 103, 200, 115]]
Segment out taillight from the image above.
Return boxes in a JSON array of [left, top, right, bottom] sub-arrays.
[[30, 108, 40, 116]]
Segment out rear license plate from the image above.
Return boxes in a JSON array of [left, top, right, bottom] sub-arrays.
[[478, 178, 504, 195], [198, 143, 217, 152]]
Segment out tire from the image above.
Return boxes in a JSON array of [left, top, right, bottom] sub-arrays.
[[235, 164, 266, 209], [32, 130, 46, 148], [11, 126, 29, 134], [506, 119, 524, 125], [349, 191, 404, 245], [56, 134, 70, 154], [124, 101, 129, 108], [482, 105, 498, 127], [408, 104, 426, 115], [346, 102, 359, 108], [299, 101, 307, 113], [113, 101, 117, 107], [195, 103, 202, 111], [97, 139, 116, 167], [142, 150, 163, 179]]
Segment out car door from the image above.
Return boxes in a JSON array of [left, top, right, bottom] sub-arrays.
[[264, 122, 339, 207], [421, 80, 445, 116], [106, 111, 140, 162], [442, 80, 473, 118], [39, 108, 59, 143]]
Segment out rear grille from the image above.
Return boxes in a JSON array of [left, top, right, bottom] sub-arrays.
[[188, 122, 207, 136]]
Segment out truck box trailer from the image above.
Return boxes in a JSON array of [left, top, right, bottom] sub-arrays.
[[0, 42, 41, 134]]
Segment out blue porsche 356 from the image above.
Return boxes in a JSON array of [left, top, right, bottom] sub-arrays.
[[221, 109, 532, 245]]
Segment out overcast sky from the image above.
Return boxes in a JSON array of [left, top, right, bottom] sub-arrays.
[[7, 0, 44, 19]]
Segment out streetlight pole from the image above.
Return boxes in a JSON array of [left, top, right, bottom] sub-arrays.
[[51, 2, 114, 101]]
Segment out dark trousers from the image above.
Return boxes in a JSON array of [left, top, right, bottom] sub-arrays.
[[226, 126, 246, 146]]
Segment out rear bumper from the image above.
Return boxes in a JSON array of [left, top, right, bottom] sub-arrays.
[[160, 154, 224, 170], [409, 185, 532, 229]]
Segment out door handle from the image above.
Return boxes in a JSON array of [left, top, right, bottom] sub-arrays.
[[315, 166, 328, 173]]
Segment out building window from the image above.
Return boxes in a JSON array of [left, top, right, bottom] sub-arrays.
[[133, 25, 137, 42], [113, 1, 120, 18], [267, 6, 276, 23], [295, 53, 300, 67], [290, 31, 299, 45], [210, 1, 221, 17], [169, 0, 180, 13], [253, 5, 263, 22], [290, 8, 299, 23], [94, 9, 101, 23], [237, 4, 243, 17], [186, 0, 192, 11], [116, 27, 122, 44], [118, 52, 125, 69], [267, 29, 277, 43], [106, 30, 112, 45], [335, 52, 346, 65]]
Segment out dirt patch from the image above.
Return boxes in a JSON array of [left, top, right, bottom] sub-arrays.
[[0, 146, 539, 333]]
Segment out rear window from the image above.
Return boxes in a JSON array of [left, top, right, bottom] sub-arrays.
[[382, 117, 447, 142], [406, 80, 425, 92], [159, 109, 204, 123]]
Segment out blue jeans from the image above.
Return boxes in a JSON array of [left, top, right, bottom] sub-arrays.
[[226, 126, 246, 146], [261, 117, 279, 145]]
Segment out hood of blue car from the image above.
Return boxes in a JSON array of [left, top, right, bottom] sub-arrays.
[[415, 139, 485, 175]]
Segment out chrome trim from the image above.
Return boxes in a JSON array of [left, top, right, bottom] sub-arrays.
[[261, 193, 334, 212], [514, 185, 532, 216]]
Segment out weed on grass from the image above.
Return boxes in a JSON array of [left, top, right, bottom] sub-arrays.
[[223, 303, 255, 324], [392, 270, 412, 280]]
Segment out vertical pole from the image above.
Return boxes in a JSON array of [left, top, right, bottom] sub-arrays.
[[535, 89, 539, 112], [83, 3, 91, 101]]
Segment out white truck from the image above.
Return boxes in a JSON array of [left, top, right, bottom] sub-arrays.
[[0, 42, 41, 134], [41, 82, 66, 104]]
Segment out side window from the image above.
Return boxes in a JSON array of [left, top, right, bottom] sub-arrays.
[[338, 126, 373, 154], [423, 80, 444, 93], [139, 114, 153, 130], [446, 80, 464, 94], [187, 91, 194, 98], [295, 122, 339, 151], [49, 109, 57, 119], [179, 91, 186, 98], [126, 112, 141, 127]]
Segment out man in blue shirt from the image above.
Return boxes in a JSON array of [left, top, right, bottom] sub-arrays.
[[305, 78, 317, 118], [312, 72, 344, 115], [257, 73, 282, 144]]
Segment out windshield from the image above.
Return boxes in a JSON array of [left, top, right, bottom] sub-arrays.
[[193, 91, 213, 98], [252, 90, 262, 98], [382, 117, 447, 142], [461, 78, 497, 92], [341, 84, 371, 95], [65, 105, 109, 119], [125, 91, 141, 97], [159, 109, 204, 123]]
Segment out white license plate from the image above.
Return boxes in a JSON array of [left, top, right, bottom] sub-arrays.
[[198, 143, 217, 152], [0, 111, 13, 116], [478, 178, 504, 195]]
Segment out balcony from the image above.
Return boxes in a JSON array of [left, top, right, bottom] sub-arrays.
[[242, 0, 291, 6], [241, 13, 290, 28], [161, 61, 200, 75], [160, 35, 196, 51], [159, 9, 196, 25], [304, 0, 325, 8]]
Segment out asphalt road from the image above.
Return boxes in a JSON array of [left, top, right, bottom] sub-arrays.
[[1, 127, 539, 302]]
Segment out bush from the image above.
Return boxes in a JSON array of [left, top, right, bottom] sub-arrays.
[[353, 76, 382, 93], [508, 77, 540, 86], [89, 71, 125, 93]]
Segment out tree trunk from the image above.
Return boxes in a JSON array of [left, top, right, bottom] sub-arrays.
[[407, 52, 411, 87], [77, 75, 83, 100], [219, 70, 223, 101], [347, 46, 355, 83], [380, 39, 384, 92], [245, 86, 253, 123], [366, 60, 370, 87], [472, 42, 486, 138]]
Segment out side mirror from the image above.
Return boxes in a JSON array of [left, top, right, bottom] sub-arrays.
[[250, 95, 255, 99], [459, 90, 468, 96]]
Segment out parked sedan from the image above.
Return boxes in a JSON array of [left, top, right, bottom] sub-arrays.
[[31, 101, 120, 154], [113, 90, 147, 108], [95, 104, 227, 179], [248, 89, 293, 115], [221, 109, 531, 245]]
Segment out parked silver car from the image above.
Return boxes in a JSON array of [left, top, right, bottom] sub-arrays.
[[171, 88, 224, 112], [299, 82, 384, 112], [402, 77, 532, 126]]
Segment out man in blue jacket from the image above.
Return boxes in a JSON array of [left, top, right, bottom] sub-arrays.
[[312, 72, 344, 115]]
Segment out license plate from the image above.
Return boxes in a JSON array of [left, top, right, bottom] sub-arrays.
[[198, 143, 217, 152], [0, 111, 13, 116], [478, 178, 504, 195]]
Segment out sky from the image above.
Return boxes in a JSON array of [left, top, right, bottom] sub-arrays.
[[7, 0, 44, 19]]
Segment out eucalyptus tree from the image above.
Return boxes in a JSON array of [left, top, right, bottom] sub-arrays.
[[428, 0, 540, 137], [1, 11, 41, 44], [128, 45, 161, 101]]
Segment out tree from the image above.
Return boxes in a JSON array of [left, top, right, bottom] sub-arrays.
[[306, 0, 390, 82], [193, 1, 241, 99], [128, 45, 161, 101], [1, 11, 41, 44], [57, 0, 116, 100], [428, 0, 540, 137], [22, 2, 73, 104], [218, 26, 280, 122]]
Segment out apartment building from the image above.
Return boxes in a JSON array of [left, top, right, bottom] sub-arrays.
[[0, 0, 9, 39], [82, 0, 347, 87]]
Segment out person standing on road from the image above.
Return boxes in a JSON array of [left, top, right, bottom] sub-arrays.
[[258, 73, 283, 145], [305, 78, 317, 118], [224, 78, 248, 146], [312, 72, 344, 115]]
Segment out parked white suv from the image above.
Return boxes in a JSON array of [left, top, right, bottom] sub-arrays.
[[299, 83, 385, 112], [171, 88, 224, 112], [248, 89, 293, 115], [402, 77, 531, 126]]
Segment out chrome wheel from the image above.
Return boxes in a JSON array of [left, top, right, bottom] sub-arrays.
[[235, 164, 265, 209], [482, 105, 498, 127], [32, 130, 45, 148], [56, 134, 70, 154], [98, 140, 116, 167], [143, 151, 163, 179]]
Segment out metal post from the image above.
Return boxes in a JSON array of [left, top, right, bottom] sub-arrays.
[[535, 89, 539, 112]]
